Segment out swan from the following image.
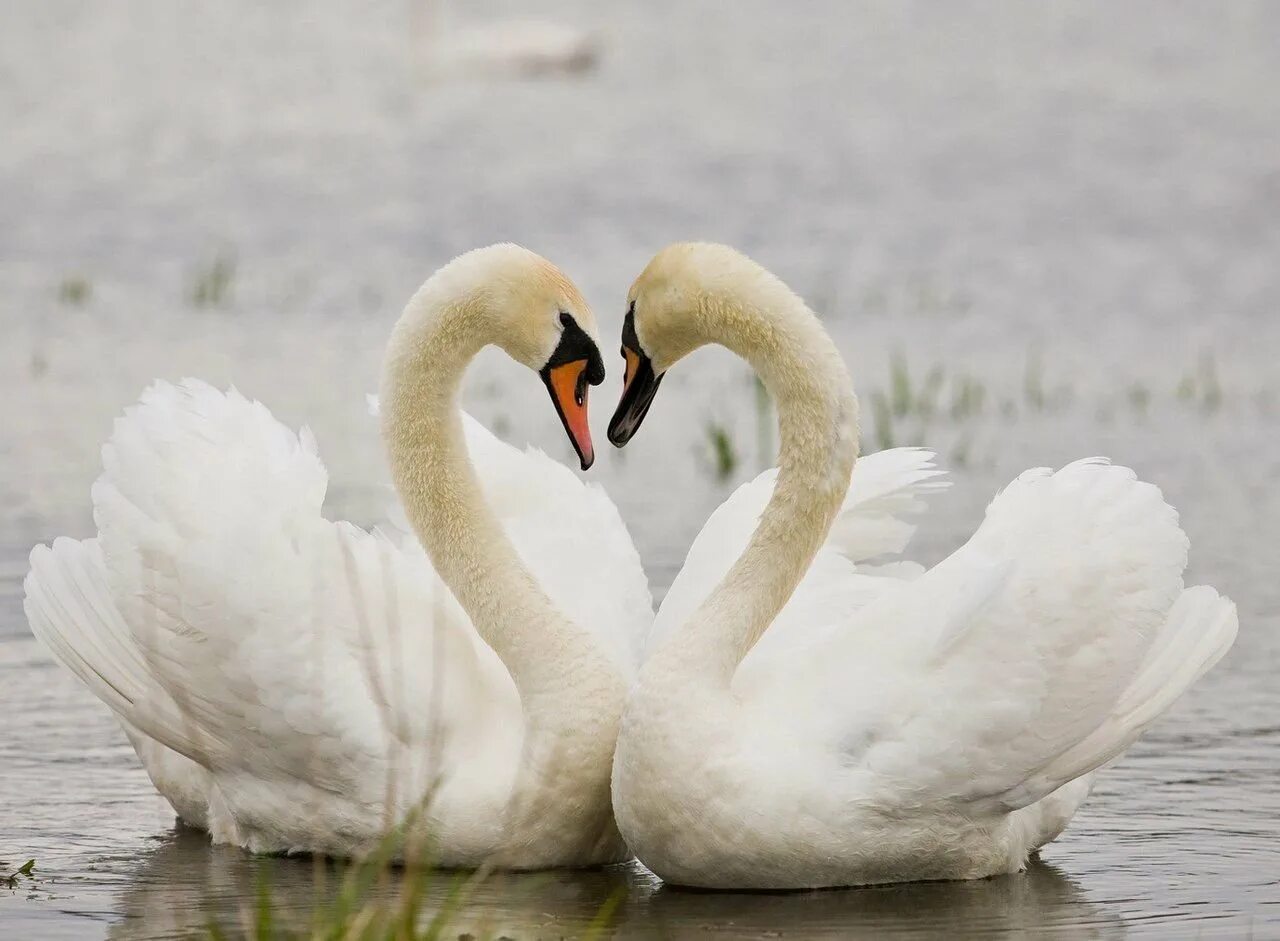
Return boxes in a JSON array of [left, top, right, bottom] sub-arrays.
[[415, 1, 600, 79], [24, 244, 653, 868], [606, 242, 1239, 890]]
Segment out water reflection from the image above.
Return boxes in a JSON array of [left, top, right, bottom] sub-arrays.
[[106, 829, 1124, 939], [635, 859, 1125, 940], [108, 827, 639, 939]]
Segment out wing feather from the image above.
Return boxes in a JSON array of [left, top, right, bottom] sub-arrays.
[[27, 380, 649, 836], [652, 448, 947, 657], [763, 459, 1232, 814]]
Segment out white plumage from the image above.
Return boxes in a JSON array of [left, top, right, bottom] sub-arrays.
[[26, 247, 654, 867], [27, 379, 649, 859], [648, 446, 948, 661], [685, 456, 1231, 804], [632, 455, 1235, 888], [609, 242, 1238, 889]]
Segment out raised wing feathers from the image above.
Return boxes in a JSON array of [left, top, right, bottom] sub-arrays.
[[780, 459, 1230, 814], [28, 379, 647, 819], [651, 448, 947, 657]]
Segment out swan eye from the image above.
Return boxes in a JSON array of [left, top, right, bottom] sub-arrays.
[[628, 301, 636, 317], [559, 311, 573, 328]]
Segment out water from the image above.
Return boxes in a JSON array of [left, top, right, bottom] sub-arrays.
[[2, 0, 1278, 936]]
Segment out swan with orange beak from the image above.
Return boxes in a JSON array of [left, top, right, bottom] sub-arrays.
[[24, 244, 653, 869]]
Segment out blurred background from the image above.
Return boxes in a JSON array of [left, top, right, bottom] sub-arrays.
[[2, 1, 1277, 937]]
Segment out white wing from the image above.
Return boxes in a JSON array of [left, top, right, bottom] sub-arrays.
[[751, 459, 1237, 814], [26, 379, 651, 846], [649, 448, 948, 660]]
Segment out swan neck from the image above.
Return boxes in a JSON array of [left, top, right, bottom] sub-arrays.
[[669, 283, 859, 685], [378, 287, 596, 708]]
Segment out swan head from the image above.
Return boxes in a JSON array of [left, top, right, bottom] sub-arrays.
[[419, 244, 606, 468], [609, 242, 756, 446], [486, 246, 606, 470]]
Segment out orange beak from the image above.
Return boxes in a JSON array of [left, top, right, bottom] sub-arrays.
[[544, 359, 595, 470]]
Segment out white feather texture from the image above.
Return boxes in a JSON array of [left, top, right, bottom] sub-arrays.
[[27, 379, 650, 861], [648, 447, 948, 664], [610, 243, 1238, 889], [26, 247, 653, 867]]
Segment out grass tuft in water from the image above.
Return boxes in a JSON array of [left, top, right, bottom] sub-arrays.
[[1175, 351, 1224, 413], [869, 353, 990, 452], [705, 421, 738, 482], [888, 351, 913, 418], [1126, 382, 1150, 417], [206, 850, 620, 940], [859, 346, 1243, 466], [191, 251, 237, 308], [3, 859, 35, 887], [949, 375, 986, 421], [1199, 352, 1223, 412], [58, 276, 91, 305], [1023, 350, 1046, 411], [882, 352, 949, 421], [200, 805, 530, 940], [870, 390, 895, 451], [916, 366, 945, 422]]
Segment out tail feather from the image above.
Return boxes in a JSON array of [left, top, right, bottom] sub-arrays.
[[27, 539, 145, 713], [896, 459, 1222, 815], [24, 537, 207, 762], [1114, 585, 1238, 720], [1006, 586, 1237, 807]]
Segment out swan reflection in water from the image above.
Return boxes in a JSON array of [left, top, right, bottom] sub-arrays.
[[108, 827, 1124, 940]]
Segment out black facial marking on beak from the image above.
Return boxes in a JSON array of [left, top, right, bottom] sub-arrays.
[[540, 312, 605, 470], [608, 307, 664, 448]]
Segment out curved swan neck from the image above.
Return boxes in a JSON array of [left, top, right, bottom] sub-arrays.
[[378, 281, 602, 710], [660, 271, 859, 686]]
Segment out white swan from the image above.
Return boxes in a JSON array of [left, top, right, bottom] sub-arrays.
[[415, 2, 600, 79], [24, 244, 653, 868], [606, 242, 1239, 890]]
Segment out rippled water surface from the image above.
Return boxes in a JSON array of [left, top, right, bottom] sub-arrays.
[[3, 1, 1278, 937]]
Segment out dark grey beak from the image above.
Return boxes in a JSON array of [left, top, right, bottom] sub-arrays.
[[608, 343, 663, 447]]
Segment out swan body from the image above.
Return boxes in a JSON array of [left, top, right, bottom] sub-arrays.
[[434, 21, 599, 78], [416, 4, 600, 79], [25, 245, 651, 867], [608, 243, 1238, 889]]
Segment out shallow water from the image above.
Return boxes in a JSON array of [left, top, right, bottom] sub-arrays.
[[2, 0, 1279, 937]]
